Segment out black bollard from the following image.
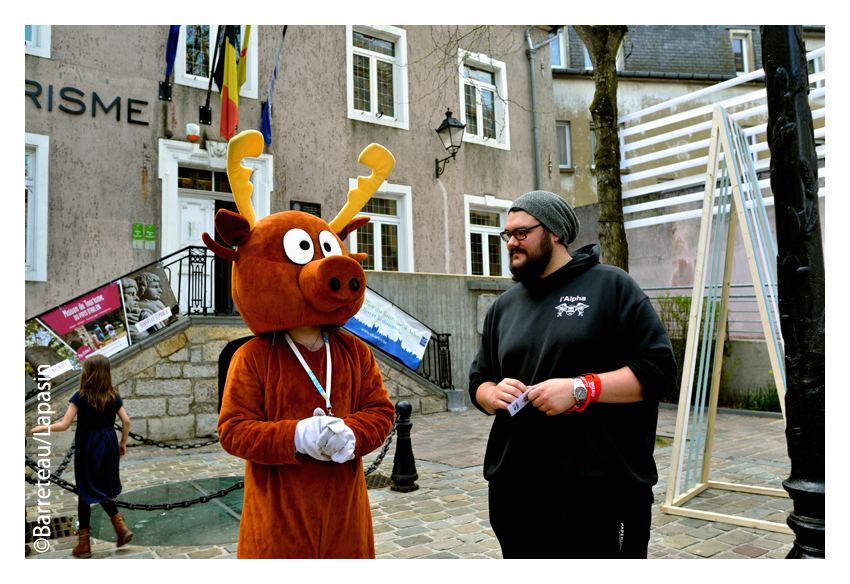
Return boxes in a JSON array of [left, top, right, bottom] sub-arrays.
[[761, 25, 825, 559], [390, 401, 419, 492]]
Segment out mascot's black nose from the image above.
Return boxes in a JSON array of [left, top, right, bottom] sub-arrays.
[[329, 278, 341, 291], [349, 278, 360, 291]]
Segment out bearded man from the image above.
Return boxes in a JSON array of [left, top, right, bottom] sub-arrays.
[[468, 190, 677, 559]]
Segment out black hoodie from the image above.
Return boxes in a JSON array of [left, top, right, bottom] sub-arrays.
[[469, 243, 677, 503]]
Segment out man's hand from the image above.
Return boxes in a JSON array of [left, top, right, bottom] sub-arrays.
[[528, 378, 576, 416], [477, 379, 528, 414]]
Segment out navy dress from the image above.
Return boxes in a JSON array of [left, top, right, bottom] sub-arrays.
[[69, 392, 123, 505]]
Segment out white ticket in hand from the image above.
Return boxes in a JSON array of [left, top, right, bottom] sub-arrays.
[[508, 387, 533, 416]]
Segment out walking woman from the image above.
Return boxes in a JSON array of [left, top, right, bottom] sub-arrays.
[[30, 355, 133, 557]]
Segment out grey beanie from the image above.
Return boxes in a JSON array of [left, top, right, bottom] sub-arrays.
[[509, 190, 580, 246]]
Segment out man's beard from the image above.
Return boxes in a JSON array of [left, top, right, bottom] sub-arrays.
[[509, 234, 554, 283]]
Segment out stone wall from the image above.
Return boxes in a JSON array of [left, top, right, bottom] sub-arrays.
[[112, 323, 252, 446], [373, 351, 447, 416]]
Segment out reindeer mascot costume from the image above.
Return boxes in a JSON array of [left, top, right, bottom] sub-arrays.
[[203, 130, 395, 558]]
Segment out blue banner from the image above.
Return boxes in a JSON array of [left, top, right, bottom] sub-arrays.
[[344, 289, 431, 370]]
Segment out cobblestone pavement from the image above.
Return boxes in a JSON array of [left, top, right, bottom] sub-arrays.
[[25, 406, 795, 559]]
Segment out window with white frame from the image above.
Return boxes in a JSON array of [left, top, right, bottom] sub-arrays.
[[464, 194, 510, 277], [25, 25, 51, 59], [589, 122, 597, 169], [174, 25, 258, 99], [582, 41, 625, 70], [730, 30, 753, 76], [25, 133, 49, 282], [556, 122, 572, 169], [458, 51, 510, 150], [346, 25, 409, 131], [549, 30, 566, 69], [348, 182, 413, 271]]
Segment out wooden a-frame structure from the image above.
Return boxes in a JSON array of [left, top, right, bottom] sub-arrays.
[[662, 106, 791, 534]]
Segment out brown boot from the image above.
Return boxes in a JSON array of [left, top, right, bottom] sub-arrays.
[[110, 513, 133, 548], [72, 527, 92, 558]]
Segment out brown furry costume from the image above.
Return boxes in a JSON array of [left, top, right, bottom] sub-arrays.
[[203, 131, 395, 558]]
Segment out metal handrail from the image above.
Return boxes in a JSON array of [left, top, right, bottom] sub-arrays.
[[643, 284, 778, 338]]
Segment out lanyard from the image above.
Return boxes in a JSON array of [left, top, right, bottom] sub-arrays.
[[284, 331, 332, 415]]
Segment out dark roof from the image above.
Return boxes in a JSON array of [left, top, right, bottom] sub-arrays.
[[566, 25, 763, 77]]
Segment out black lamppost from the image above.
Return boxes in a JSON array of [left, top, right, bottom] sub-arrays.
[[435, 110, 466, 178], [761, 25, 825, 559]]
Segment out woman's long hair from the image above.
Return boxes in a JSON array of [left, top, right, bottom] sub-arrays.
[[79, 355, 118, 412]]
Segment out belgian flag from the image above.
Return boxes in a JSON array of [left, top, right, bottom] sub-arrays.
[[214, 26, 240, 141]]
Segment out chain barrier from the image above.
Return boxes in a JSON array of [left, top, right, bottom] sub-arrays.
[[115, 424, 220, 449], [54, 439, 75, 477], [25, 414, 400, 510], [25, 455, 244, 510], [364, 413, 399, 476]]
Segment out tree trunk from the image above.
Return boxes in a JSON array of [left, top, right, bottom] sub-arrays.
[[574, 25, 629, 271]]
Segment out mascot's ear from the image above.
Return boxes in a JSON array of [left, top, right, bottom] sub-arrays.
[[337, 216, 370, 242], [215, 209, 252, 247], [350, 253, 368, 264]]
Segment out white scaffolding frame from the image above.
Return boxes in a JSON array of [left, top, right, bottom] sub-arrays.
[[619, 48, 825, 230]]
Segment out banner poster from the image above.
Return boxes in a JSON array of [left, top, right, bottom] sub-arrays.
[[39, 282, 131, 361], [25, 318, 82, 388], [121, 263, 180, 339], [343, 289, 431, 371]]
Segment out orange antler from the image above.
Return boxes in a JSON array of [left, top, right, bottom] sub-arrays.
[[226, 130, 264, 231], [328, 144, 395, 234]]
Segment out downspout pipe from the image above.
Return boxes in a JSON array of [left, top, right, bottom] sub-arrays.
[[525, 26, 563, 191]]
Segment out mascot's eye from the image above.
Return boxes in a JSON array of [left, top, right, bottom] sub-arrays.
[[282, 229, 315, 265], [318, 231, 343, 258]]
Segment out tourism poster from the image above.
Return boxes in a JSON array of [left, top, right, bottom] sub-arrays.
[[120, 263, 180, 334], [39, 282, 131, 361], [25, 317, 82, 388], [344, 289, 431, 370]]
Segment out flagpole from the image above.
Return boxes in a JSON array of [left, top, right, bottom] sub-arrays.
[[261, 25, 288, 146], [200, 26, 223, 125]]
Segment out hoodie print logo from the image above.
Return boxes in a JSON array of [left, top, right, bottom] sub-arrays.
[[555, 295, 589, 317]]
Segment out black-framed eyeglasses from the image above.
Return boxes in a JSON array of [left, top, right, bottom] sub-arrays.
[[499, 223, 542, 242]]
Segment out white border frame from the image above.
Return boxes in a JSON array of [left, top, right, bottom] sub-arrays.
[[556, 121, 572, 169], [457, 50, 510, 151], [348, 179, 414, 272], [549, 29, 567, 70], [463, 194, 511, 277], [25, 25, 51, 59], [158, 139, 273, 255], [25, 133, 49, 282], [174, 25, 259, 100], [346, 25, 409, 131], [730, 29, 753, 76]]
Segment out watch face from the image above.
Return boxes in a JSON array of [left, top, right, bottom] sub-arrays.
[[574, 384, 587, 403]]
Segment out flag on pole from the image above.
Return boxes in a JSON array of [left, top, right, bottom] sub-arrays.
[[237, 25, 251, 90], [164, 26, 181, 78], [261, 26, 287, 146], [214, 26, 240, 141]]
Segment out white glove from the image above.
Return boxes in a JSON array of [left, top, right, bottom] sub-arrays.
[[294, 408, 333, 461], [317, 418, 356, 463]]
